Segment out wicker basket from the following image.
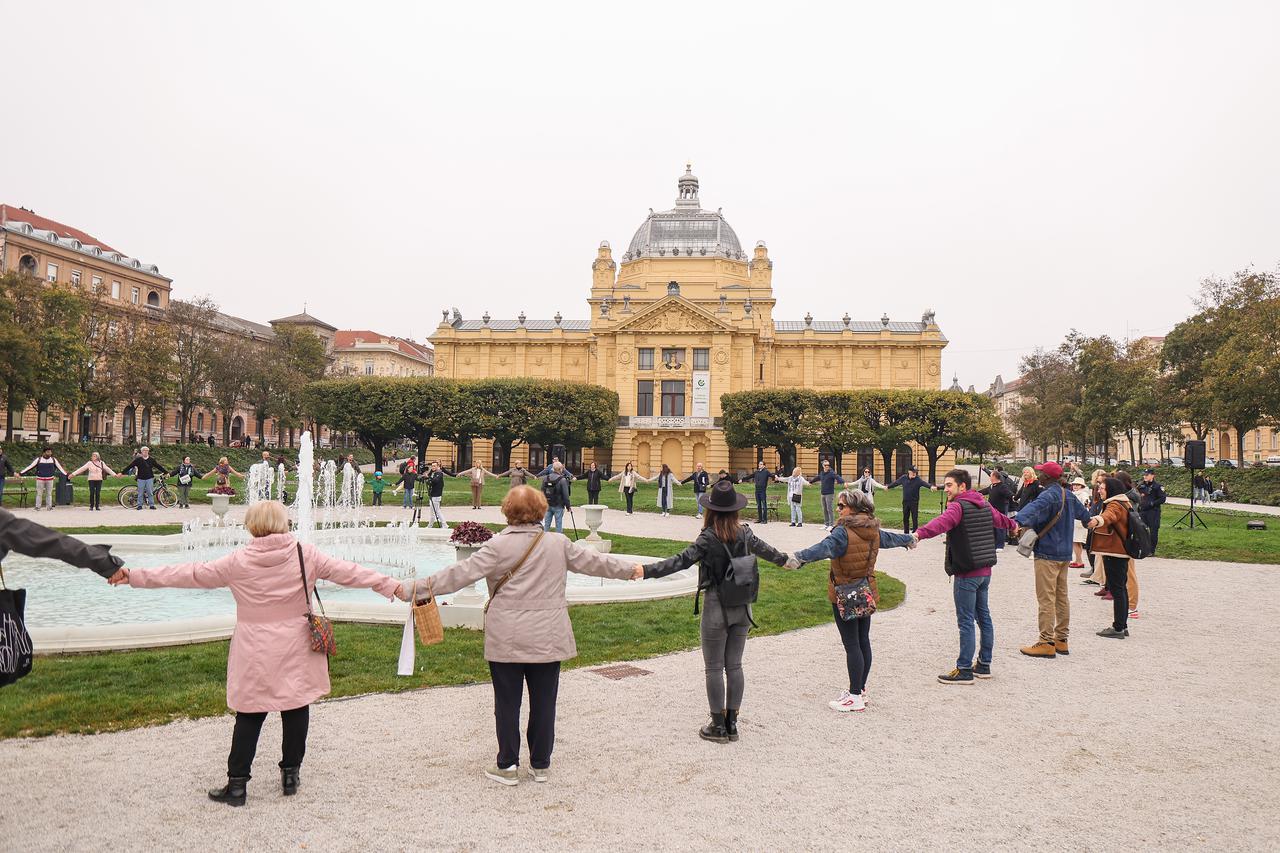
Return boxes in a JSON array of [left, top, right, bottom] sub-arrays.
[[410, 579, 444, 645]]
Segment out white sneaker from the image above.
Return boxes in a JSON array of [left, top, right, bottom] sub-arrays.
[[829, 692, 866, 712]]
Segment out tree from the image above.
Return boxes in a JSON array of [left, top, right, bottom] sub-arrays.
[[1161, 312, 1218, 441], [30, 286, 90, 443], [167, 296, 220, 443], [105, 313, 174, 443], [71, 287, 120, 441], [797, 391, 871, 474], [206, 334, 248, 445], [901, 389, 981, 482], [469, 378, 540, 471], [849, 390, 919, 482], [0, 271, 40, 441], [398, 376, 461, 468], [523, 382, 618, 464], [1013, 347, 1080, 462], [272, 325, 329, 447], [242, 340, 279, 446], [721, 390, 815, 471], [952, 395, 1013, 482], [303, 377, 413, 469]]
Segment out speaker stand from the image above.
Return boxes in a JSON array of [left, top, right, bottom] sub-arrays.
[[1172, 468, 1208, 530]]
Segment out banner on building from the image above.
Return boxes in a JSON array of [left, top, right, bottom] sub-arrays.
[[692, 370, 710, 418]]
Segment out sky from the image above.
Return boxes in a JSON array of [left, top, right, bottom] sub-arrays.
[[3, 1, 1278, 389]]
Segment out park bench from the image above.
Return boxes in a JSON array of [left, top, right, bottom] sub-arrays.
[[766, 495, 782, 522], [0, 481, 31, 509]]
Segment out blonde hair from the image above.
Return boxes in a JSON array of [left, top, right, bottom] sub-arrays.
[[792, 466, 802, 477], [501, 485, 548, 525], [219, 456, 229, 465], [1021, 466, 1036, 482], [244, 501, 291, 537]]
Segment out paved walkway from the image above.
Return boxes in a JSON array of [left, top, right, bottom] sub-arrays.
[[2, 514, 1277, 850]]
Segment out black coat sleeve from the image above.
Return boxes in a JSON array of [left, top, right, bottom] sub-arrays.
[[644, 534, 709, 579], [0, 508, 123, 579]]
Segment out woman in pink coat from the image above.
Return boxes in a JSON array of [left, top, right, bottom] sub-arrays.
[[109, 501, 407, 806]]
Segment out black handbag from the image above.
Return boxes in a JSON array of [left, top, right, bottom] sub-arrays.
[[0, 566, 34, 687]]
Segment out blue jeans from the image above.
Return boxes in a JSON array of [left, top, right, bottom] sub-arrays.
[[136, 477, 155, 508], [543, 505, 564, 533], [953, 574, 993, 669], [402, 486, 414, 508], [789, 500, 803, 524]]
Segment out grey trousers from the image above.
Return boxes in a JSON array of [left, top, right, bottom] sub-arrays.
[[700, 589, 751, 713], [821, 493, 835, 526], [35, 478, 55, 510]]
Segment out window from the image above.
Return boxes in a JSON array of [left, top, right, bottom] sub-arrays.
[[111, 280, 121, 299], [661, 380, 685, 416], [637, 348, 654, 371], [197, 413, 205, 432], [364, 360, 375, 375], [209, 413, 216, 434], [147, 291, 160, 307], [71, 269, 82, 287], [661, 348, 684, 369], [693, 348, 710, 371], [1256, 429, 1262, 450], [47, 263, 58, 282], [637, 381, 653, 417], [91, 275, 102, 293], [131, 287, 140, 304]]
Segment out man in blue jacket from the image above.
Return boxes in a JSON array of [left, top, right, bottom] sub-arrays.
[[888, 466, 938, 534], [681, 462, 711, 517], [1011, 462, 1094, 658]]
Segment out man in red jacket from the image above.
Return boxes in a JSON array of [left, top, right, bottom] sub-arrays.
[[914, 468, 1018, 685]]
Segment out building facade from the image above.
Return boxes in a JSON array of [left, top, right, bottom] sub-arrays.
[[333, 330, 434, 377], [430, 167, 950, 475]]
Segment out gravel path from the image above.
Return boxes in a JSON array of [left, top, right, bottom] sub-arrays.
[[4, 530, 1278, 852]]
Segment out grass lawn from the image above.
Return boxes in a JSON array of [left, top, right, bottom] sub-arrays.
[[1150, 506, 1280, 563], [0, 530, 904, 738]]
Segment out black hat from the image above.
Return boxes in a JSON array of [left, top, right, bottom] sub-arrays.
[[908, 466, 918, 473], [1143, 468, 1157, 475], [698, 479, 749, 512]]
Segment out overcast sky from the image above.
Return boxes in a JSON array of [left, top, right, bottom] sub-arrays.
[[4, 2, 1278, 388]]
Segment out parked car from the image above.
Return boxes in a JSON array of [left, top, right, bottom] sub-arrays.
[[1266, 456, 1280, 467], [1215, 459, 1237, 468], [1140, 458, 1161, 467], [1118, 460, 1133, 467], [1168, 457, 1185, 468]]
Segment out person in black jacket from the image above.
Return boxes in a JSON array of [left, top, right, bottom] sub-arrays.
[[394, 462, 419, 509], [979, 470, 1016, 549], [681, 462, 712, 517], [1014, 467, 1042, 511], [1137, 469, 1167, 552], [0, 506, 122, 577], [0, 449, 16, 506], [751, 461, 774, 524], [540, 462, 572, 532], [887, 466, 938, 534], [584, 461, 604, 506], [424, 462, 447, 528], [121, 446, 169, 511], [640, 480, 795, 744]]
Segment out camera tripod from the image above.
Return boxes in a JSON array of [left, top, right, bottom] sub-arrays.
[[1171, 468, 1207, 530]]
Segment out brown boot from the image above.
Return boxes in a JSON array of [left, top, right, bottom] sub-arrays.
[[1054, 640, 1069, 656], [1020, 641, 1057, 658]]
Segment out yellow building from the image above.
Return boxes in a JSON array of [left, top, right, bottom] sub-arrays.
[[430, 167, 949, 476]]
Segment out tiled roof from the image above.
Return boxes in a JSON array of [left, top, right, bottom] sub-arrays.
[[272, 311, 338, 331], [454, 319, 592, 331], [0, 204, 118, 252], [335, 330, 434, 361], [774, 319, 945, 339], [212, 311, 276, 340]]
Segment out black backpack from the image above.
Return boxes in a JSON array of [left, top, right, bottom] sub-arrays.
[[1124, 508, 1153, 559], [542, 475, 559, 504]]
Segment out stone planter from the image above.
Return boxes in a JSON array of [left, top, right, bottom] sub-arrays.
[[582, 504, 612, 553], [452, 543, 488, 604], [210, 494, 231, 525]]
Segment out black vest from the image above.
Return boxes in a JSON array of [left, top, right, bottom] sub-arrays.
[[944, 499, 998, 576]]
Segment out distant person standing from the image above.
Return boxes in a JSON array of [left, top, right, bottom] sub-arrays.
[[425, 461, 448, 528], [1014, 466, 1042, 511], [584, 461, 605, 506], [1136, 469, 1166, 552], [1087, 477, 1135, 640], [456, 463, 494, 510], [541, 462, 572, 533], [0, 448, 17, 505], [979, 470, 1016, 550], [751, 461, 774, 524], [808, 459, 845, 530], [849, 468, 888, 506], [609, 462, 649, 514], [888, 466, 938, 534], [19, 447, 68, 511], [681, 462, 711, 517], [121, 446, 168, 511], [394, 460, 419, 509], [784, 467, 808, 527], [497, 463, 530, 488], [370, 470, 385, 506], [68, 452, 118, 512], [170, 456, 204, 509], [654, 464, 678, 517], [1192, 472, 1208, 504]]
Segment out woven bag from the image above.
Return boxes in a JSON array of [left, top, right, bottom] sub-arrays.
[[410, 578, 444, 645]]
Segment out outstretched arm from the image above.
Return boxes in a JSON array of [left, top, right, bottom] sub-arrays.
[[565, 540, 638, 580], [643, 537, 708, 579], [125, 554, 236, 589], [309, 546, 400, 599], [0, 509, 123, 578]]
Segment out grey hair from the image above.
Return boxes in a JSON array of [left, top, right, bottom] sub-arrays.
[[552, 461, 564, 472], [838, 489, 875, 515]]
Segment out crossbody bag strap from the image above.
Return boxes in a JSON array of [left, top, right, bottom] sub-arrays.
[[484, 531, 544, 613], [1038, 486, 1067, 536], [296, 543, 325, 617]]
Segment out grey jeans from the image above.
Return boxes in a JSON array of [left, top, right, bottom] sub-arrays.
[[35, 478, 55, 509], [821, 493, 835, 526], [700, 589, 752, 713]]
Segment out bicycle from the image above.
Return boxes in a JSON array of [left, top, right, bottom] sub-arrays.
[[118, 472, 177, 509]]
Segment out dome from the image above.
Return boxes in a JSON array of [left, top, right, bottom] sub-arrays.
[[623, 166, 746, 261]]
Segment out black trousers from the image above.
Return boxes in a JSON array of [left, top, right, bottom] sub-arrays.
[[1103, 555, 1129, 632], [227, 705, 310, 778], [755, 491, 768, 523], [624, 489, 634, 513], [902, 501, 919, 533], [489, 661, 560, 770], [831, 604, 872, 694], [588, 489, 600, 505], [1141, 509, 1161, 552], [372, 492, 382, 505], [88, 481, 102, 509]]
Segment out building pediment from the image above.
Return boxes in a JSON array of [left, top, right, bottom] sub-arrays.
[[613, 295, 735, 334]]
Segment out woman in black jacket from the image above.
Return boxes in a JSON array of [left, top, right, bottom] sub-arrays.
[[640, 480, 795, 743]]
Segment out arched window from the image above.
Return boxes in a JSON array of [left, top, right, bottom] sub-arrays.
[[196, 412, 205, 432], [147, 291, 160, 307], [18, 254, 37, 277], [122, 405, 136, 442]]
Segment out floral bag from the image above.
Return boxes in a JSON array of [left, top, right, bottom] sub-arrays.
[[831, 568, 876, 621], [296, 544, 336, 656]]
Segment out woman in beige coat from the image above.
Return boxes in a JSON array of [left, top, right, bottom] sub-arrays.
[[415, 485, 640, 785]]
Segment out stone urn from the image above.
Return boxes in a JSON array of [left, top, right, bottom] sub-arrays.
[[210, 493, 231, 525], [582, 504, 612, 553], [452, 544, 487, 604]]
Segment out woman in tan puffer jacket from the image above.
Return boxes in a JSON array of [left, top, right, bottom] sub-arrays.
[[1087, 477, 1132, 639]]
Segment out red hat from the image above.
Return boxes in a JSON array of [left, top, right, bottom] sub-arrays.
[[1035, 461, 1063, 479]]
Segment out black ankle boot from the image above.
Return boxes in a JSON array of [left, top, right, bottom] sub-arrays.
[[208, 775, 249, 806], [699, 712, 729, 744], [724, 709, 739, 742], [281, 765, 300, 796]]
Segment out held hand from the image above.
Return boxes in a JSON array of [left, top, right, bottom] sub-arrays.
[[784, 555, 802, 570], [631, 564, 644, 581], [108, 568, 129, 585], [909, 534, 919, 549], [394, 582, 411, 602]]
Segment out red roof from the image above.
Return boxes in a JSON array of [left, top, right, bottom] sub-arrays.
[[335, 330, 433, 361], [0, 204, 119, 253]]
